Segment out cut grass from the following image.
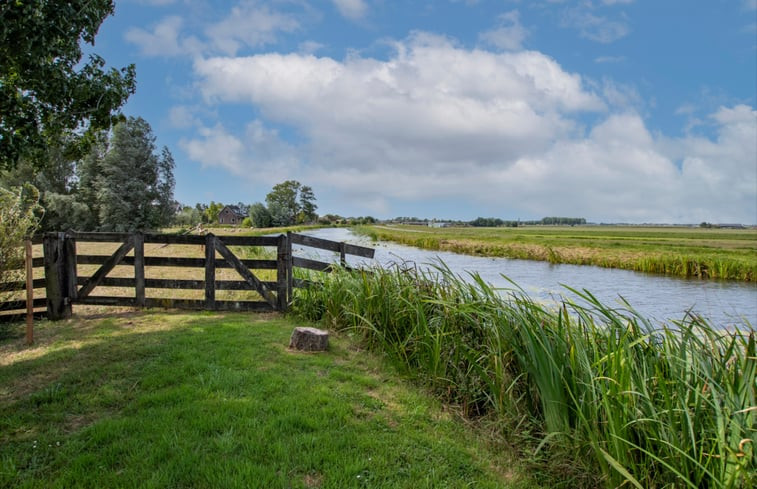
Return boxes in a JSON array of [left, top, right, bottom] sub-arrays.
[[0, 311, 533, 488], [357, 225, 757, 281]]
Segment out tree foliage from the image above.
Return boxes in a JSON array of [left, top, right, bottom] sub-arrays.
[[0, 184, 42, 301], [204, 201, 224, 224], [96, 118, 175, 232], [248, 202, 272, 228], [0, 0, 136, 170], [0, 117, 176, 232], [264, 180, 318, 226]]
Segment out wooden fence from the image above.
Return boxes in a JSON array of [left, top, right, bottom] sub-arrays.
[[0, 231, 374, 322], [0, 237, 46, 324]]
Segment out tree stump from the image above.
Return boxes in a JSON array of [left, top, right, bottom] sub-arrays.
[[289, 327, 329, 352]]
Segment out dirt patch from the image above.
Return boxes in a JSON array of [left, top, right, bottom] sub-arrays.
[[303, 472, 323, 488]]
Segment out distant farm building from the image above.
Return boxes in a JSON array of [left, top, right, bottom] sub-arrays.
[[218, 205, 246, 225]]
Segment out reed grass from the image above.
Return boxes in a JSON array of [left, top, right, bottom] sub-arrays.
[[292, 263, 756, 488], [357, 225, 757, 281]]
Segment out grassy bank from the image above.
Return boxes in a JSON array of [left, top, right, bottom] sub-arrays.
[[356, 225, 757, 281], [293, 264, 756, 488], [0, 312, 533, 488]]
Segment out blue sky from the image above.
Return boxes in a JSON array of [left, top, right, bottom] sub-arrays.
[[91, 0, 756, 223]]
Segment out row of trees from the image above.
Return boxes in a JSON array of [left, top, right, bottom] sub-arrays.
[[0, 117, 176, 232]]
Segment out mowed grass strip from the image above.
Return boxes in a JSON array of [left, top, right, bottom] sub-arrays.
[[0, 312, 532, 489], [359, 225, 757, 281]]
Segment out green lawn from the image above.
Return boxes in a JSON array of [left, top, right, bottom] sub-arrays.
[[0, 311, 532, 488]]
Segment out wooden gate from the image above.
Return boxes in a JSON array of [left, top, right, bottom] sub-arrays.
[[40, 231, 374, 320]]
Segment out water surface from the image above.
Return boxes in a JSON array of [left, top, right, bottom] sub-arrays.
[[295, 227, 756, 330]]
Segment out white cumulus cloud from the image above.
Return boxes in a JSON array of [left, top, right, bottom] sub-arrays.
[[479, 10, 529, 51], [181, 33, 755, 222], [331, 0, 369, 20]]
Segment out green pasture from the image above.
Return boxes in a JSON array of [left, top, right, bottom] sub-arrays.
[[0, 312, 532, 489], [357, 225, 757, 281]]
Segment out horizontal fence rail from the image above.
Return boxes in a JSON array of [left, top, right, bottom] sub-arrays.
[[0, 237, 46, 324], [9, 231, 374, 321]]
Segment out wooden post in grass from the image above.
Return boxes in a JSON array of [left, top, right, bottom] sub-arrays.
[[43, 232, 71, 320], [277, 233, 293, 312], [134, 232, 145, 308], [25, 240, 33, 345], [339, 242, 346, 267], [204, 233, 216, 310], [63, 232, 77, 304]]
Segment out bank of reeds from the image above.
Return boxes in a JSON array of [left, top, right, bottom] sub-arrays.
[[292, 263, 756, 488], [357, 227, 756, 281]]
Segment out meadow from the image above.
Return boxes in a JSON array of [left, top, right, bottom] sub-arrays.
[[0, 311, 533, 488], [2, 226, 754, 487], [356, 225, 757, 281]]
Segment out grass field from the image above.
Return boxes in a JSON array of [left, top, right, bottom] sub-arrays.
[[356, 225, 757, 281], [0, 311, 533, 488]]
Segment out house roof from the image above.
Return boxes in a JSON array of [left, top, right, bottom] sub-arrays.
[[222, 205, 246, 218]]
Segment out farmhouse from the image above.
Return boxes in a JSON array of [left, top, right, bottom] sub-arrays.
[[218, 205, 246, 225]]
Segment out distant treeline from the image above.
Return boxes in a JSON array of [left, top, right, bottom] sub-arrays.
[[469, 217, 586, 227], [391, 216, 587, 227]]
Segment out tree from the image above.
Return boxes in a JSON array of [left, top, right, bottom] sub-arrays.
[[174, 205, 203, 227], [298, 185, 318, 223], [248, 202, 272, 228], [205, 201, 223, 224], [1, 146, 90, 231], [264, 180, 318, 226], [266, 180, 300, 226], [97, 117, 175, 231], [0, 184, 42, 301], [0, 1, 136, 170], [153, 147, 177, 227]]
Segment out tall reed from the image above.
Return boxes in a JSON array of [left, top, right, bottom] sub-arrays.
[[292, 263, 755, 488]]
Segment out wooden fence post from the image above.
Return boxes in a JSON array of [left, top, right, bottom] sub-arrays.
[[134, 232, 145, 307], [64, 233, 77, 303], [43, 233, 72, 320], [25, 240, 33, 344], [277, 234, 291, 311], [204, 233, 216, 310], [339, 242, 346, 267]]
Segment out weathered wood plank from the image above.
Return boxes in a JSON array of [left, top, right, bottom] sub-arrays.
[[77, 237, 134, 300], [76, 277, 266, 292], [289, 233, 375, 258], [77, 296, 136, 306], [64, 236, 77, 302], [214, 237, 278, 308], [208, 235, 280, 247], [205, 234, 215, 309], [25, 240, 34, 344], [142, 234, 280, 246], [43, 233, 70, 320], [134, 233, 145, 307], [0, 298, 48, 311], [66, 232, 131, 242], [142, 298, 273, 311], [292, 256, 333, 272], [76, 255, 278, 270], [277, 234, 289, 311]]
